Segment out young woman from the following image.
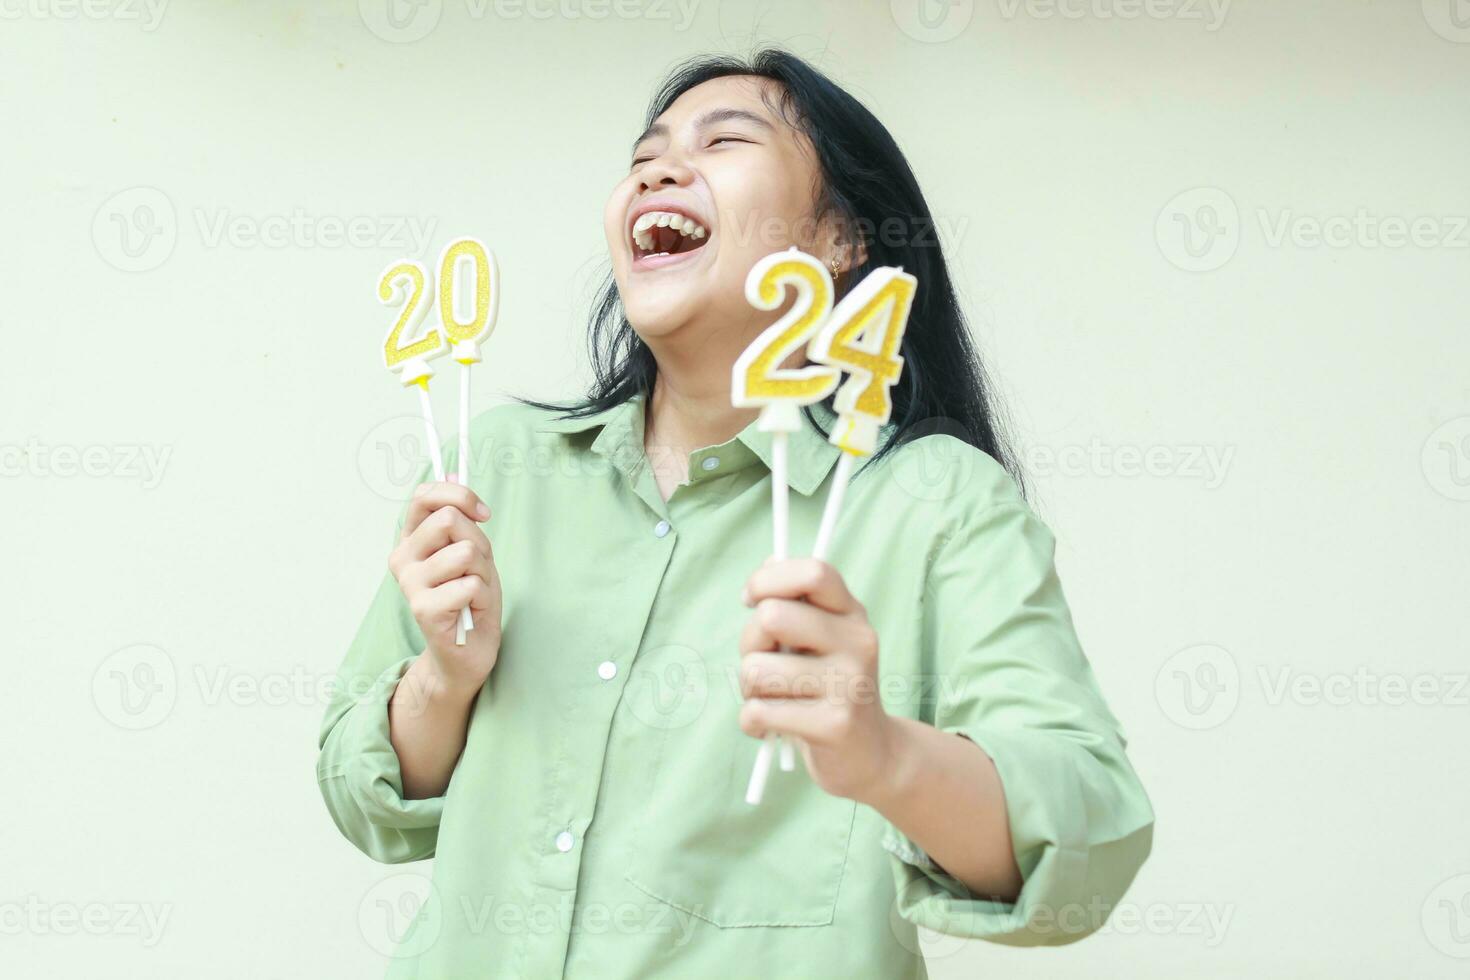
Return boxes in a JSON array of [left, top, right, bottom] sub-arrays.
[[318, 50, 1153, 979]]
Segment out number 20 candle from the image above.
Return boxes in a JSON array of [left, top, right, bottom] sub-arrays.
[[377, 240, 502, 645]]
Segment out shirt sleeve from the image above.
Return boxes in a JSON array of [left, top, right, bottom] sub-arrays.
[[885, 495, 1155, 946], [315, 485, 445, 864]]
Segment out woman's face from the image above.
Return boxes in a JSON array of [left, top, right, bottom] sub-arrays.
[[604, 75, 833, 348]]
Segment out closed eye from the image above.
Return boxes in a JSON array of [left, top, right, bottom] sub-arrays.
[[630, 136, 751, 168]]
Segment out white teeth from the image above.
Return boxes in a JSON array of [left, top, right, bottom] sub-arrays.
[[631, 211, 710, 256]]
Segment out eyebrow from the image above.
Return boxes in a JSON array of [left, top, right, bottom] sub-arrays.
[[630, 107, 777, 156]]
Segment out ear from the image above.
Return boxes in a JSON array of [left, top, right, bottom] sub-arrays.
[[818, 210, 868, 276]]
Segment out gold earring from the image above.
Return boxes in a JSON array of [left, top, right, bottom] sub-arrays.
[[830, 255, 842, 279]]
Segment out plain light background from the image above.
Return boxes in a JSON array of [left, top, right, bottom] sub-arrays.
[[3, 0, 1468, 976]]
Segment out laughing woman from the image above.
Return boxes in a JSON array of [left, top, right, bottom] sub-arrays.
[[318, 50, 1153, 979]]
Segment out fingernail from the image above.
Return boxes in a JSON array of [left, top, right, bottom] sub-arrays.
[[414, 483, 430, 497], [740, 586, 752, 606], [475, 502, 490, 521]]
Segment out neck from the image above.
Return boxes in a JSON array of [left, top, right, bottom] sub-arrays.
[[644, 361, 758, 456], [640, 310, 765, 456]]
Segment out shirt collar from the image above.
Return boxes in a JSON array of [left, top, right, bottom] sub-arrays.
[[536, 390, 846, 496]]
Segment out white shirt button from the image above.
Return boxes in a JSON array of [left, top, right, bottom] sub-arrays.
[[597, 660, 617, 681], [654, 520, 671, 538], [700, 456, 720, 471], [555, 831, 574, 853]]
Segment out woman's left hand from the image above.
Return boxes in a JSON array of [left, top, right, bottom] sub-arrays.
[[738, 557, 901, 804]]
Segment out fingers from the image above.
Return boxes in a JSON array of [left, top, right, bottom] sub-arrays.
[[407, 574, 491, 629], [394, 504, 492, 569], [435, 574, 494, 614], [741, 558, 858, 615], [415, 538, 493, 590], [739, 596, 876, 662], [740, 650, 847, 700], [739, 696, 865, 746], [401, 481, 490, 541], [738, 598, 849, 655]]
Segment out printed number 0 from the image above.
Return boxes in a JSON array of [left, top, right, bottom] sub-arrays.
[[438, 239, 499, 363]]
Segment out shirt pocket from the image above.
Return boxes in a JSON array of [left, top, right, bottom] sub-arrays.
[[618, 642, 858, 928]]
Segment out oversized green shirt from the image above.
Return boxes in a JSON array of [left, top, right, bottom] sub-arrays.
[[317, 391, 1153, 979]]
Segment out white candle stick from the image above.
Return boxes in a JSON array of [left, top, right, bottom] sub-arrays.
[[439, 238, 499, 647], [454, 362, 475, 645], [812, 452, 855, 562], [415, 384, 475, 642], [417, 384, 447, 484], [746, 430, 801, 805]]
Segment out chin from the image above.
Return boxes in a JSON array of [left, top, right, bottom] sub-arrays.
[[623, 296, 698, 339]]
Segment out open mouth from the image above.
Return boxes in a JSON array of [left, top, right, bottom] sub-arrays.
[[630, 210, 711, 267]]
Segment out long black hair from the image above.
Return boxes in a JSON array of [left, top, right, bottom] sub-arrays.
[[524, 48, 1022, 491]]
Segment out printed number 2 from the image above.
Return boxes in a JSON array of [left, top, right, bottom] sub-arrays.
[[380, 261, 442, 370], [734, 251, 841, 407]]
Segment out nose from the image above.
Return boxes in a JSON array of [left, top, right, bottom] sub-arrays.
[[637, 150, 694, 193]]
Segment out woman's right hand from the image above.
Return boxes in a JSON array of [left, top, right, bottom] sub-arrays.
[[388, 481, 503, 696]]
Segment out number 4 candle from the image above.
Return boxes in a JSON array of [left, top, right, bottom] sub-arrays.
[[807, 265, 917, 560]]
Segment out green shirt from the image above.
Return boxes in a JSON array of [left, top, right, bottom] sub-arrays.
[[317, 391, 1153, 979]]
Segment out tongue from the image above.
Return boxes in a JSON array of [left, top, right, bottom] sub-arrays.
[[656, 226, 683, 254]]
